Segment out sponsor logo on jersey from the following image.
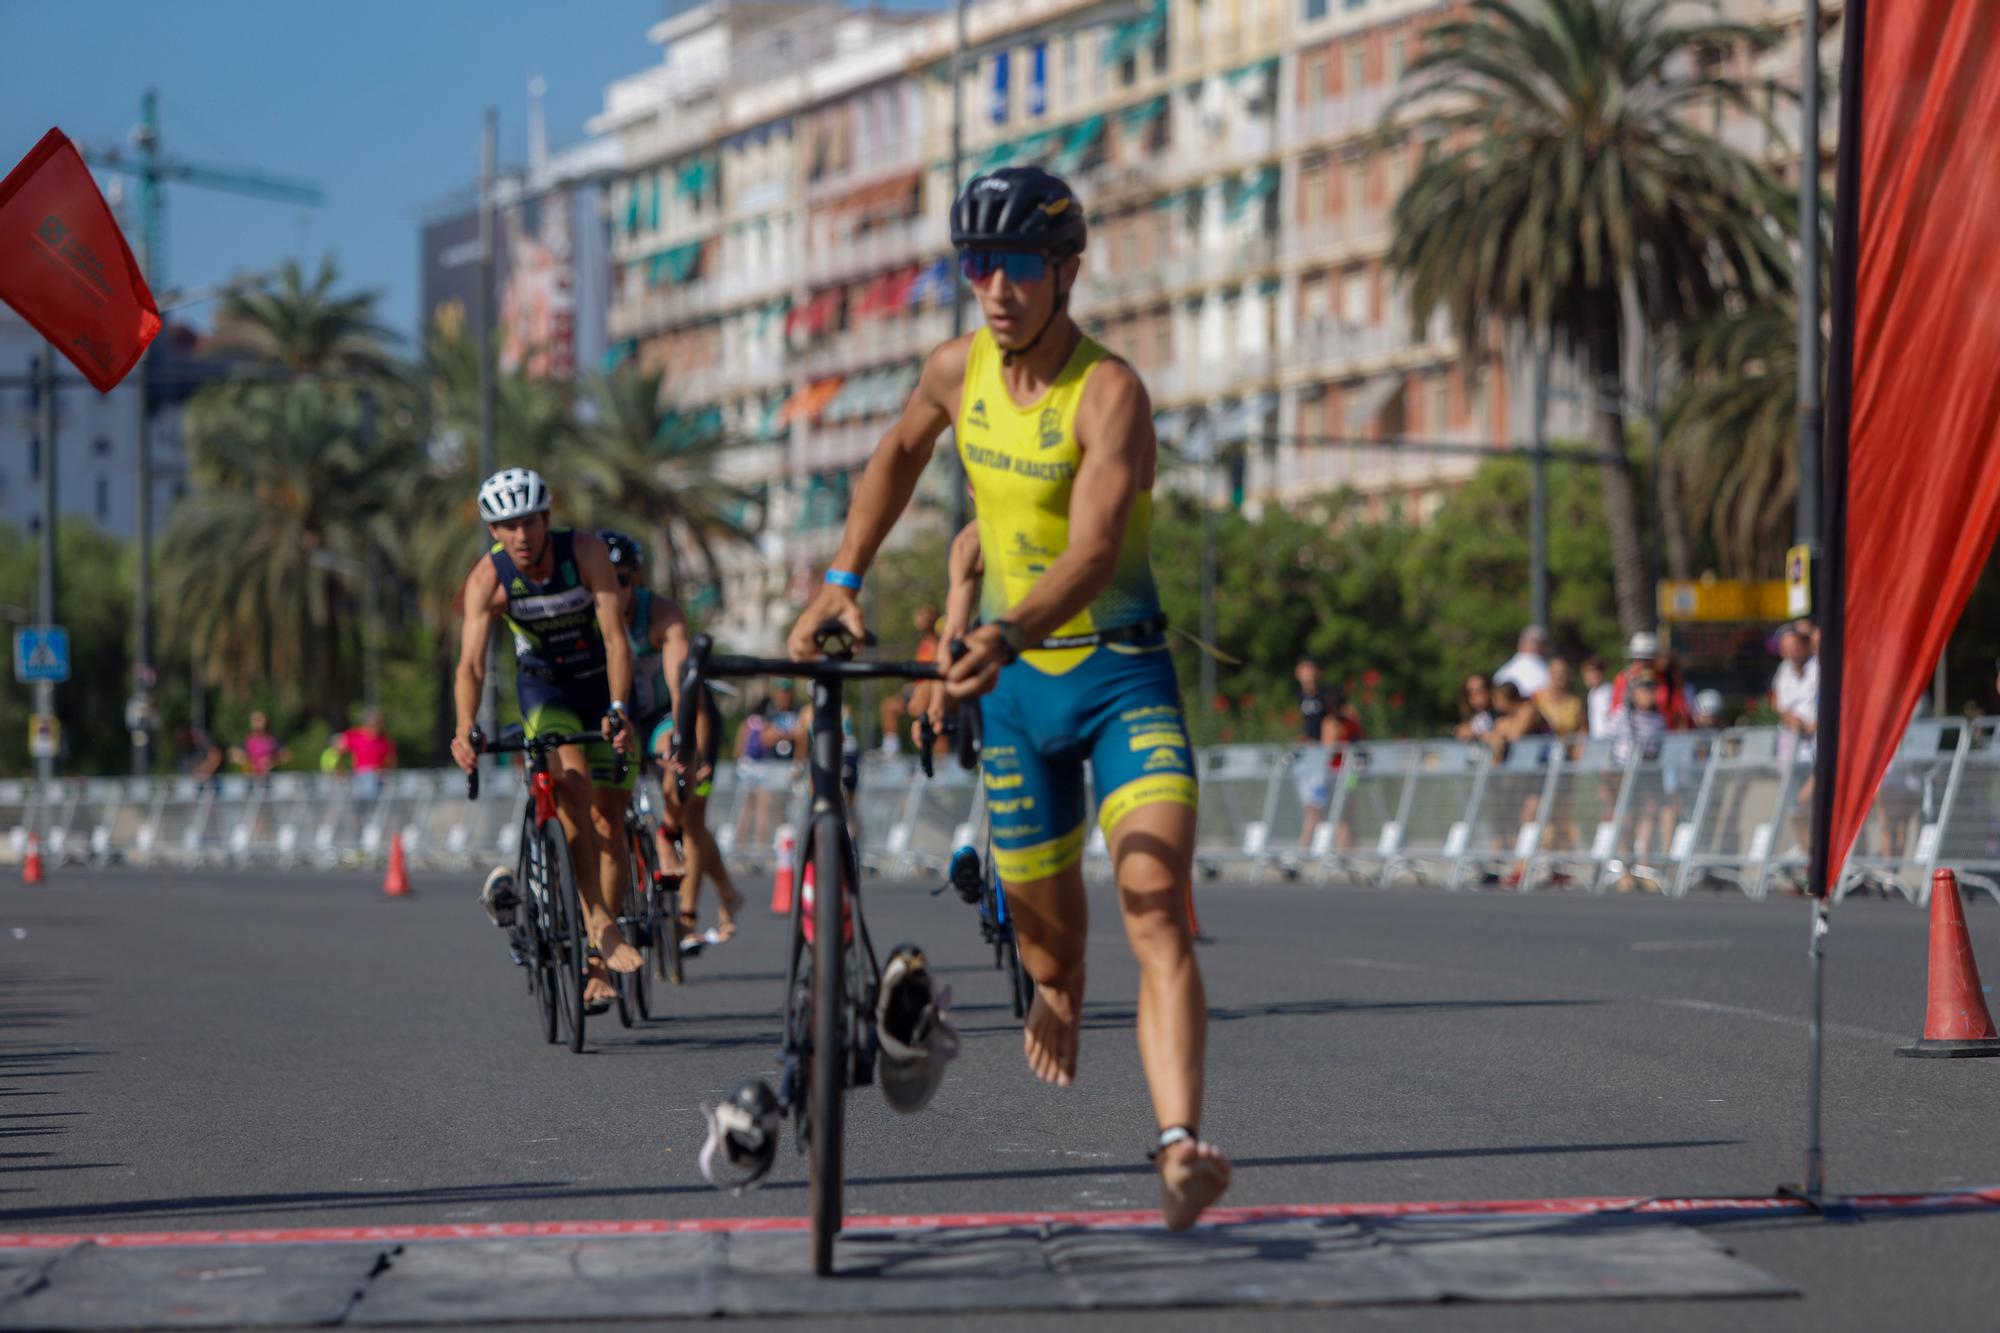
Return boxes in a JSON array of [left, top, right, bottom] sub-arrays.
[[1038, 406, 1063, 451], [1143, 747, 1182, 772], [967, 397, 990, 429]]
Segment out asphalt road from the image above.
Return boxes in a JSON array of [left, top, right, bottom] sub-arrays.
[[4, 865, 2000, 1329]]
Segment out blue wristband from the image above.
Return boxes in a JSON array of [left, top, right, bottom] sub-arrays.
[[824, 568, 863, 591]]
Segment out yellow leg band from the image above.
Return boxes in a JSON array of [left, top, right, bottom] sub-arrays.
[[992, 824, 1088, 881], [1097, 773, 1199, 837]]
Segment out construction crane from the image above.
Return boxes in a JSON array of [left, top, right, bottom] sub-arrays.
[[84, 87, 326, 289], [80, 87, 327, 773]]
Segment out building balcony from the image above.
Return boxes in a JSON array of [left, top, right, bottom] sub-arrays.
[[792, 311, 950, 380], [1151, 349, 1280, 402], [1077, 232, 1279, 309], [803, 216, 936, 289], [1282, 85, 1400, 148], [1277, 214, 1396, 266], [1279, 307, 1454, 377], [793, 420, 884, 476]]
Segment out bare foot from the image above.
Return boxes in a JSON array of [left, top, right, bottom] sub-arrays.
[[1023, 980, 1081, 1087], [1159, 1138, 1231, 1231], [715, 885, 745, 942], [594, 923, 644, 973], [584, 958, 619, 1006]]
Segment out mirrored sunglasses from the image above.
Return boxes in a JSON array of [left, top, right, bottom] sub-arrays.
[[959, 250, 1049, 285]]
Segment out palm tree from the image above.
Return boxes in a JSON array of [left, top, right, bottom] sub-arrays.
[[163, 383, 417, 718], [562, 367, 756, 608], [211, 255, 398, 380], [1387, 0, 1793, 634], [1661, 301, 1801, 579]]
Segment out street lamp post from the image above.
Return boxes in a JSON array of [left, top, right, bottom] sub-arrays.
[[35, 345, 57, 784], [476, 107, 500, 740]]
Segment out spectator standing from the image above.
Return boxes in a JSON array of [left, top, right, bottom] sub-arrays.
[[1609, 631, 1693, 731], [335, 710, 398, 796], [1493, 625, 1552, 698], [1582, 655, 1616, 737], [1773, 628, 1819, 766], [1455, 674, 1496, 742], [177, 725, 224, 785], [1535, 659, 1586, 738], [232, 711, 290, 778], [1293, 657, 1347, 849]]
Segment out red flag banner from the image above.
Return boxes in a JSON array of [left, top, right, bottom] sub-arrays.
[[1814, 2, 2000, 893], [0, 128, 161, 392]]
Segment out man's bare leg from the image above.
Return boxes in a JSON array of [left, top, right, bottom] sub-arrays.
[[1004, 864, 1089, 1087], [554, 745, 641, 976], [682, 789, 743, 939], [1110, 799, 1229, 1230]]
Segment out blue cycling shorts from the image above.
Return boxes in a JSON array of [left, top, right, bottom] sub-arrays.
[[978, 635, 1197, 882]]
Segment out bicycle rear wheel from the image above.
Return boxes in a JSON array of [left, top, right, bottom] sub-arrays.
[[542, 819, 588, 1054], [808, 816, 847, 1276]]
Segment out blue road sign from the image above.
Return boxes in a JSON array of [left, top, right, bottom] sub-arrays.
[[14, 627, 70, 684]]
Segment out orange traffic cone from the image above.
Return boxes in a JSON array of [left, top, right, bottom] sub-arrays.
[[1897, 868, 2000, 1058], [770, 827, 795, 915], [21, 835, 42, 886], [383, 832, 412, 898]]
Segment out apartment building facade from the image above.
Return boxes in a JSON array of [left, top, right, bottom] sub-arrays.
[[591, 0, 1826, 648]]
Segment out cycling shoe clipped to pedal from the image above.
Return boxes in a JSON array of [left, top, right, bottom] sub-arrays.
[[947, 845, 983, 906], [875, 944, 960, 1115], [699, 1078, 781, 1194], [480, 866, 519, 928]]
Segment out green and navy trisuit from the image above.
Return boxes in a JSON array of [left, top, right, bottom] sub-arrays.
[[491, 527, 633, 791]]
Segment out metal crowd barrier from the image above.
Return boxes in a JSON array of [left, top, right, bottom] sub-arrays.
[[0, 725, 1982, 906]]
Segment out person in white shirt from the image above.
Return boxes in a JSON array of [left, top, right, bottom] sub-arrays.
[[1772, 628, 1819, 766], [1494, 625, 1552, 698], [1772, 627, 1819, 875], [1582, 654, 1616, 737]]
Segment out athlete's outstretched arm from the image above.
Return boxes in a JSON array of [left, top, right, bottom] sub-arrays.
[[944, 361, 1154, 700], [928, 522, 985, 730], [450, 559, 498, 772], [788, 339, 969, 660], [658, 599, 690, 720]]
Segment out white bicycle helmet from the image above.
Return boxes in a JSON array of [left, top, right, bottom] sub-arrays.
[[477, 467, 551, 522]]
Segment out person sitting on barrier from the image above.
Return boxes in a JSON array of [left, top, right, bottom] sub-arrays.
[[1535, 659, 1586, 742], [1454, 673, 1496, 743]]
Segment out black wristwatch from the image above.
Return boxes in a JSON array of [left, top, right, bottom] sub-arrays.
[[991, 619, 1027, 663]]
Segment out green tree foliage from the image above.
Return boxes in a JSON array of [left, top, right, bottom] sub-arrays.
[[0, 521, 133, 774], [1389, 0, 1793, 635]]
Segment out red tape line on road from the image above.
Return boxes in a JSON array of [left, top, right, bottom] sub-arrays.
[[4, 1189, 1998, 1251]]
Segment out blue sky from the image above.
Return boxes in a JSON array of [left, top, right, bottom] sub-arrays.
[[1, 2, 937, 347]]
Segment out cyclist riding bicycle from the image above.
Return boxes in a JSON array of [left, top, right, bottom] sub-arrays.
[[599, 528, 743, 947], [789, 166, 1229, 1230], [451, 468, 637, 1012]]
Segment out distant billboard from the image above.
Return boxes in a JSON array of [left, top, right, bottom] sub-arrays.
[[419, 176, 608, 380]]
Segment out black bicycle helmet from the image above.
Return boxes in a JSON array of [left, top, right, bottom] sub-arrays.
[[599, 529, 645, 570], [950, 166, 1087, 257]]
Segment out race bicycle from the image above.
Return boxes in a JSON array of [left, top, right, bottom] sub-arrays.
[[617, 764, 684, 1022], [675, 623, 951, 1275], [467, 726, 630, 1053]]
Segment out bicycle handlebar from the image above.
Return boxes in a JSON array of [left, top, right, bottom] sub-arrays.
[[673, 628, 944, 799], [463, 726, 630, 801]]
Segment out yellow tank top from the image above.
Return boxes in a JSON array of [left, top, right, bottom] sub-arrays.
[[956, 327, 1161, 676]]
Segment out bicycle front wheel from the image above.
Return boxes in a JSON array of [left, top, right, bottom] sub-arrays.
[[542, 819, 588, 1054], [626, 833, 655, 1022], [808, 817, 847, 1276], [521, 815, 559, 1045]]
